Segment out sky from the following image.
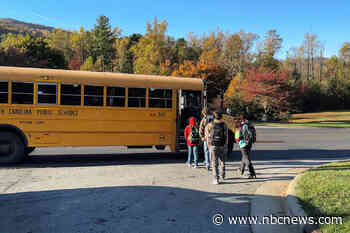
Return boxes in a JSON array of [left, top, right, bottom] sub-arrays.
[[2, 0, 350, 58]]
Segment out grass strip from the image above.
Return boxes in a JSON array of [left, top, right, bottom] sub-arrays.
[[295, 161, 350, 233]]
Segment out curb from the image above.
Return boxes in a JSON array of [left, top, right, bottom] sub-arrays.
[[285, 173, 322, 233], [251, 179, 300, 233]]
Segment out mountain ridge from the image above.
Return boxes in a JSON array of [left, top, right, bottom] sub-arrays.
[[0, 18, 58, 38]]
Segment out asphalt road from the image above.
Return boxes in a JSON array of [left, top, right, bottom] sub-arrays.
[[0, 127, 350, 233]]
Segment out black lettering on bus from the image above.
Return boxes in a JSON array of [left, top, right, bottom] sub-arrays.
[[24, 109, 32, 115], [37, 109, 53, 115], [19, 121, 32, 124], [8, 109, 32, 115], [58, 110, 78, 116]]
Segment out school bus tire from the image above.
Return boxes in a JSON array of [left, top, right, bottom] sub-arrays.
[[155, 145, 166, 150], [24, 147, 36, 155], [0, 131, 26, 164]]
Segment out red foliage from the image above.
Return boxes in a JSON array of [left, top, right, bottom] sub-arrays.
[[68, 54, 83, 70], [241, 67, 292, 111]]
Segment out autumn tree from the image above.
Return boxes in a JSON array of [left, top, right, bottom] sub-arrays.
[[113, 33, 142, 73], [186, 32, 202, 62], [114, 37, 132, 73], [172, 60, 228, 104], [199, 30, 225, 64], [240, 68, 292, 120], [0, 34, 66, 69], [46, 29, 73, 61], [264, 30, 283, 57], [255, 30, 282, 70], [303, 33, 320, 80], [173, 38, 198, 64], [223, 33, 242, 77], [68, 54, 83, 70], [131, 18, 173, 74], [339, 42, 350, 79], [224, 73, 247, 115], [80, 56, 98, 71], [324, 56, 341, 80], [70, 27, 95, 67]]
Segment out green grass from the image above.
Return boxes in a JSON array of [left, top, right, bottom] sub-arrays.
[[256, 111, 350, 128], [295, 161, 350, 233], [256, 122, 350, 128]]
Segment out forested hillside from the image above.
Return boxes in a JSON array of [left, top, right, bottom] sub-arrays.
[[0, 18, 56, 37]]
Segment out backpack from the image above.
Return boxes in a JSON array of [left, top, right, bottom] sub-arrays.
[[188, 126, 200, 144], [210, 122, 226, 146], [241, 123, 256, 145]]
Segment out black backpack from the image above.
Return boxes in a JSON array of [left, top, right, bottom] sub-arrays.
[[242, 123, 256, 145], [210, 122, 226, 146]]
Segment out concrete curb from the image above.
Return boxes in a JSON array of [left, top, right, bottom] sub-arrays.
[[251, 179, 299, 233], [286, 173, 322, 233]]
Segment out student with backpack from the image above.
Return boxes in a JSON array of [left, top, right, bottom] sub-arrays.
[[235, 119, 257, 179], [205, 111, 228, 185], [199, 108, 213, 170], [184, 116, 200, 168]]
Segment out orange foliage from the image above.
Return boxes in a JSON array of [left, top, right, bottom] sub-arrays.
[[159, 59, 177, 76], [225, 73, 244, 97], [172, 60, 227, 87]]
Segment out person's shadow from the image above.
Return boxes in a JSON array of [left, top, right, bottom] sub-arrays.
[[0, 185, 281, 233]]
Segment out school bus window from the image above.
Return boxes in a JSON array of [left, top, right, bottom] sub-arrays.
[[0, 81, 8, 104], [61, 84, 81, 106], [149, 88, 172, 108], [128, 88, 146, 108], [107, 86, 125, 107], [37, 83, 57, 105], [84, 85, 103, 106], [12, 82, 34, 104]]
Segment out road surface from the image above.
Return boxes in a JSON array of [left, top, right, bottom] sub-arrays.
[[0, 127, 349, 233]]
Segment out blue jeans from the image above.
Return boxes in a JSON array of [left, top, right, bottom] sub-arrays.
[[186, 145, 198, 165], [203, 141, 210, 168]]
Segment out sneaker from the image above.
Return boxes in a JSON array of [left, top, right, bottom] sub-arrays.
[[193, 164, 198, 168], [213, 179, 219, 185], [248, 174, 257, 179], [220, 176, 225, 181]]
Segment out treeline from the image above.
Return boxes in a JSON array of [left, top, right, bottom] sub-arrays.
[[1, 15, 350, 120]]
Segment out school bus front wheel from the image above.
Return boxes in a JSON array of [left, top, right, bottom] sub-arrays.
[[0, 131, 26, 164], [24, 147, 36, 155]]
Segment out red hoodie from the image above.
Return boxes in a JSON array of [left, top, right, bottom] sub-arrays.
[[184, 117, 199, 146]]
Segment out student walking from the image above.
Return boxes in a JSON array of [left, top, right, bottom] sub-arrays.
[[184, 116, 200, 168], [199, 108, 213, 170], [235, 119, 257, 179], [205, 111, 228, 185]]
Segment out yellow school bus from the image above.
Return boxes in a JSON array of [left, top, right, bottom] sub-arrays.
[[0, 66, 203, 163]]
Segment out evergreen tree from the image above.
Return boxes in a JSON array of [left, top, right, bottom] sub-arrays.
[[92, 15, 120, 71]]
